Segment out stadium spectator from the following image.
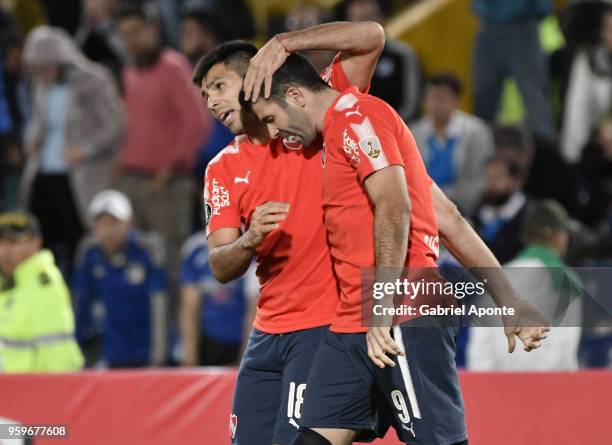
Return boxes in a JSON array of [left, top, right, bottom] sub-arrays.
[[179, 233, 257, 366], [577, 116, 612, 228], [495, 124, 578, 217], [115, 6, 209, 285], [181, 0, 255, 42], [74, 190, 169, 368], [411, 73, 493, 215], [0, 32, 28, 212], [74, 0, 128, 85], [561, 6, 612, 164], [472, 0, 556, 141], [473, 155, 531, 264], [284, 3, 334, 71], [20, 26, 125, 277], [0, 211, 84, 373], [178, 9, 232, 231], [179, 9, 221, 66], [338, 0, 422, 121], [468, 200, 582, 371]]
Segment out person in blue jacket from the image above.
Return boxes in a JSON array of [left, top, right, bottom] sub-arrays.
[[179, 232, 257, 366], [73, 189, 168, 368]]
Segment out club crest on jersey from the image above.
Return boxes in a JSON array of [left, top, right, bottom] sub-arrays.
[[229, 414, 238, 439], [343, 129, 360, 166], [125, 262, 146, 285], [282, 135, 303, 151], [359, 136, 382, 159]]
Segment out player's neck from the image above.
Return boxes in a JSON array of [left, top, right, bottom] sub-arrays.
[[243, 111, 271, 145], [313, 89, 340, 133]]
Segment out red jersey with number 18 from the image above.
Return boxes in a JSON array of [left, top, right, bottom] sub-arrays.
[[321, 87, 440, 333], [204, 56, 357, 334]]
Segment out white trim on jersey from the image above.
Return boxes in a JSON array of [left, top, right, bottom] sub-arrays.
[[335, 93, 358, 112]]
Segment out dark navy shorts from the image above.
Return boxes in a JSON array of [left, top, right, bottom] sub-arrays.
[[299, 316, 467, 445], [230, 326, 329, 445]]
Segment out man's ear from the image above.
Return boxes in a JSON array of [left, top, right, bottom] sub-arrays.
[[286, 86, 306, 108]]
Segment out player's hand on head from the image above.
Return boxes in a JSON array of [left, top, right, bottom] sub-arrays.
[[243, 36, 290, 102], [503, 299, 550, 353], [366, 326, 403, 369], [242, 201, 290, 249]]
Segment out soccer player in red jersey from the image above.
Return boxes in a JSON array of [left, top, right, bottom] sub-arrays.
[[191, 22, 384, 445], [249, 54, 550, 445]]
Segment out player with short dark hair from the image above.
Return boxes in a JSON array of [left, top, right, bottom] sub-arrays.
[[249, 52, 551, 445], [193, 21, 385, 445]]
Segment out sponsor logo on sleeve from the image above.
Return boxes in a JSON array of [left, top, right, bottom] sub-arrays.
[[211, 178, 230, 216], [204, 202, 213, 227], [343, 129, 361, 166]]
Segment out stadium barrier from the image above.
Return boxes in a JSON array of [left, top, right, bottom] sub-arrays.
[[0, 369, 610, 444]]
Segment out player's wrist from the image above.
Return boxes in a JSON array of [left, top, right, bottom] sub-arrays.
[[240, 230, 258, 251], [275, 34, 291, 54]]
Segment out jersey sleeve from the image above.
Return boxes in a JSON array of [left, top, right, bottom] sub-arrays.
[[334, 101, 406, 184], [204, 160, 240, 237], [320, 53, 370, 93]]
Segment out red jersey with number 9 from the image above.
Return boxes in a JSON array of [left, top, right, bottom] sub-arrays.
[[321, 87, 440, 333]]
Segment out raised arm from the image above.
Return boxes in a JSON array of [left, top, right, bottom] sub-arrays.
[[244, 21, 385, 101]]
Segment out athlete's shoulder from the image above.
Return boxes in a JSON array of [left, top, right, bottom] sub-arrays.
[[327, 90, 392, 135], [206, 135, 253, 174]]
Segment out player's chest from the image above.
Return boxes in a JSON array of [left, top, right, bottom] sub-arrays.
[[321, 138, 368, 206], [235, 150, 324, 219]]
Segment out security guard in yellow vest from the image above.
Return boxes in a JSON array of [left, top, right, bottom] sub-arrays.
[[0, 211, 83, 372]]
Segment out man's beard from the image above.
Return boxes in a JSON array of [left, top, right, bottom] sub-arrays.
[[135, 45, 162, 68], [482, 190, 513, 207]]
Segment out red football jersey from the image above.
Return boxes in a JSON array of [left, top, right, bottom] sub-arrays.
[[321, 87, 440, 333], [203, 56, 355, 334]]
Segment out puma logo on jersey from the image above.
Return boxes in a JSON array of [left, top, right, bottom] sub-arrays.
[[234, 171, 251, 184], [345, 106, 362, 118]]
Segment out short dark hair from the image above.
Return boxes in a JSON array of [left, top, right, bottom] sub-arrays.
[[266, 52, 330, 106], [426, 73, 462, 97], [183, 10, 224, 41], [523, 199, 570, 243], [484, 154, 522, 179], [335, 0, 388, 21], [192, 40, 257, 87], [493, 124, 533, 151]]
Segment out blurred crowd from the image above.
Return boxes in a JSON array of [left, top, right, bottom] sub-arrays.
[[0, 0, 611, 372]]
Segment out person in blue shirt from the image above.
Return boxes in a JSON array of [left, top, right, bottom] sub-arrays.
[[73, 189, 168, 368], [179, 233, 257, 366]]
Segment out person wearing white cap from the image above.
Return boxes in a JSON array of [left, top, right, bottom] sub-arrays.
[[72, 190, 169, 368]]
